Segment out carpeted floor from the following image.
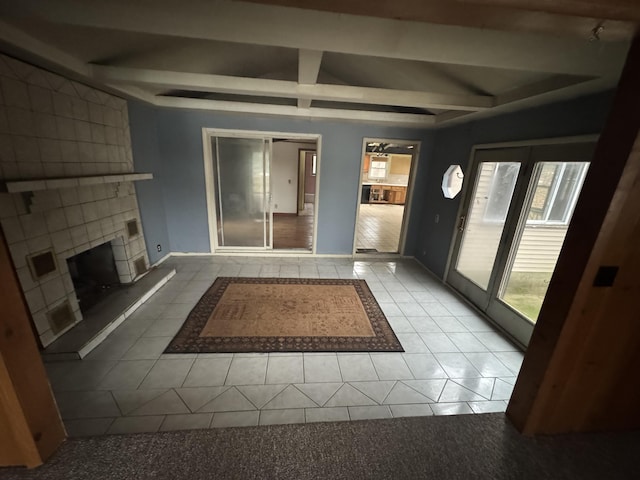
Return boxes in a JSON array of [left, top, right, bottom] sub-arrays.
[[2, 414, 638, 480], [165, 277, 402, 353]]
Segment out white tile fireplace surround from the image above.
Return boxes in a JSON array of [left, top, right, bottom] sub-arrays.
[[0, 53, 152, 347]]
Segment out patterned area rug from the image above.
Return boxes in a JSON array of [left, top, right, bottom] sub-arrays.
[[165, 277, 403, 353]]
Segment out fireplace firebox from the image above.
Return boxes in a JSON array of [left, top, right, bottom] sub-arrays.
[[66, 241, 122, 314]]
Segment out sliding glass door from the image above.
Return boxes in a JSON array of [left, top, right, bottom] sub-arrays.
[[211, 136, 272, 250], [447, 141, 594, 346]]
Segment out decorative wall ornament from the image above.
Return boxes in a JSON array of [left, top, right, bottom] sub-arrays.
[[442, 164, 464, 199]]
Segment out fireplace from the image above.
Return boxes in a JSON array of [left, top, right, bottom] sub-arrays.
[[67, 241, 122, 314], [0, 52, 154, 348]]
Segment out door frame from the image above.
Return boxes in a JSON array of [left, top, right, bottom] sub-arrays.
[[444, 134, 599, 347], [298, 149, 317, 213], [353, 137, 421, 255], [202, 128, 322, 254]]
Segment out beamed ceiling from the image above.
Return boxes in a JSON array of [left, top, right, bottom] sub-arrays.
[[0, 0, 638, 127]]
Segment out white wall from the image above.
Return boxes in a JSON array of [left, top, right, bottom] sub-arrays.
[[272, 141, 315, 214]]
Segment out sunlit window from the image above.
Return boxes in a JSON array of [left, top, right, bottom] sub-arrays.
[[369, 159, 388, 179]]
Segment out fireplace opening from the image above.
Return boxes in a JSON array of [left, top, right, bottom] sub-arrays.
[[67, 241, 122, 314]]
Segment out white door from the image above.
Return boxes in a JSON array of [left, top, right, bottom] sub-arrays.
[[447, 141, 594, 346]]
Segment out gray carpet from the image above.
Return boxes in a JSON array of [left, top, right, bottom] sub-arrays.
[[1, 414, 638, 480]]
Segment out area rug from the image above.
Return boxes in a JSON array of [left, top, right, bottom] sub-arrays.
[[165, 277, 403, 353]]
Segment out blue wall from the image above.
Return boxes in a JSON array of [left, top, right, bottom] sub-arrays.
[[130, 90, 615, 271], [129, 104, 434, 256], [129, 102, 170, 264], [414, 91, 616, 278]]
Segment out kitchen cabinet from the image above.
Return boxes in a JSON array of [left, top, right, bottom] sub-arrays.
[[370, 185, 386, 203], [367, 184, 407, 204], [363, 155, 371, 173], [389, 186, 407, 204]]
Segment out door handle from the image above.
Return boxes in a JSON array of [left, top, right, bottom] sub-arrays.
[[458, 215, 466, 232]]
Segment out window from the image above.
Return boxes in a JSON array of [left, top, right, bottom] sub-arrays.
[[528, 162, 589, 225], [311, 154, 317, 175], [483, 162, 520, 222], [369, 157, 388, 179]]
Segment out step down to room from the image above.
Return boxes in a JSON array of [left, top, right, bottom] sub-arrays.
[[42, 266, 176, 361]]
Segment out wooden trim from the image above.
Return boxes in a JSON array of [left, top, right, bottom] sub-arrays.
[[508, 34, 640, 435], [273, 212, 299, 217], [0, 226, 66, 467]]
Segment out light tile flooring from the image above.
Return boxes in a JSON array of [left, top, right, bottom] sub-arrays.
[[44, 256, 524, 437], [356, 204, 405, 253]]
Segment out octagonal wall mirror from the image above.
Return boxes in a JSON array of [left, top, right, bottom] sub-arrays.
[[442, 165, 464, 199]]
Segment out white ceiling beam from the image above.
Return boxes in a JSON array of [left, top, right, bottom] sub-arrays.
[[298, 49, 323, 109], [495, 74, 593, 106], [3, 0, 628, 76], [91, 65, 494, 111], [298, 49, 323, 84], [0, 19, 158, 104], [154, 96, 436, 127], [0, 19, 91, 77], [434, 111, 475, 124]]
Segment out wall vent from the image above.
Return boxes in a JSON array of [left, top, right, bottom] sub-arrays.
[[27, 250, 57, 280], [134, 257, 147, 277], [47, 301, 75, 335], [126, 219, 139, 238]]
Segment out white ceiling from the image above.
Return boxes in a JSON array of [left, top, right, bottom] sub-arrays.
[[0, 0, 633, 127]]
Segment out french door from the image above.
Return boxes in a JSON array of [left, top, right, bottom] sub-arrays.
[[447, 141, 595, 346], [209, 135, 273, 250]]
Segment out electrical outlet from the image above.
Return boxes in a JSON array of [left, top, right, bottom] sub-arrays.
[[274, 204, 278, 209], [157, 244, 162, 252]]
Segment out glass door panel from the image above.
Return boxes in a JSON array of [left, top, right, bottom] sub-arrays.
[[213, 136, 270, 248], [447, 141, 594, 347], [455, 162, 521, 289], [498, 162, 589, 322]]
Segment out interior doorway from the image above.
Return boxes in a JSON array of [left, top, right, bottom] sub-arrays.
[[446, 137, 596, 346], [202, 129, 320, 253], [354, 139, 419, 254], [271, 140, 317, 250]]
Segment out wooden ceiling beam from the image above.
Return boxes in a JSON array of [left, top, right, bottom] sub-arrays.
[[298, 49, 323, 109], [246, 0, 638, 39], [2, 0, 629, 76], [91, 65, 495, 111], [154, 96, 437, 127]]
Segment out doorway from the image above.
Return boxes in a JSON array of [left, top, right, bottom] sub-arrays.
[[354, 139, 419, 254], [446, 138, 595, 346], [271, 140, 317, 250], [202, 129, 320, 253]]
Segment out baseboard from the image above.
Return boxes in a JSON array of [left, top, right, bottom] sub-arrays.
[[151, 252, 171, 266], [169, 251, 353, 258]]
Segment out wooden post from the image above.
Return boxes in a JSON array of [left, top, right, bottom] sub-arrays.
[[508, 35, 640, 434], [0, 226, 66, 467]]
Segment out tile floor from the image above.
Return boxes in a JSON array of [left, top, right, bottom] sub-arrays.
[[356, 204, 405, 253], [44, 255, 524, 437]]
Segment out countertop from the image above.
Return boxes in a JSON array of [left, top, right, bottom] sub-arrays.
[[362, 182, 408, 187]]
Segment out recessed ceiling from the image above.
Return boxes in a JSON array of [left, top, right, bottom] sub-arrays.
[[0, 0, 634, 127]]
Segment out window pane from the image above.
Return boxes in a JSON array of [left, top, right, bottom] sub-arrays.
[[528, 163, 557, 221], [548, 163, 587, 222], [500, 161, 589, 322], [484, 163, 520, 222], [456, 162, 521, 289]]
